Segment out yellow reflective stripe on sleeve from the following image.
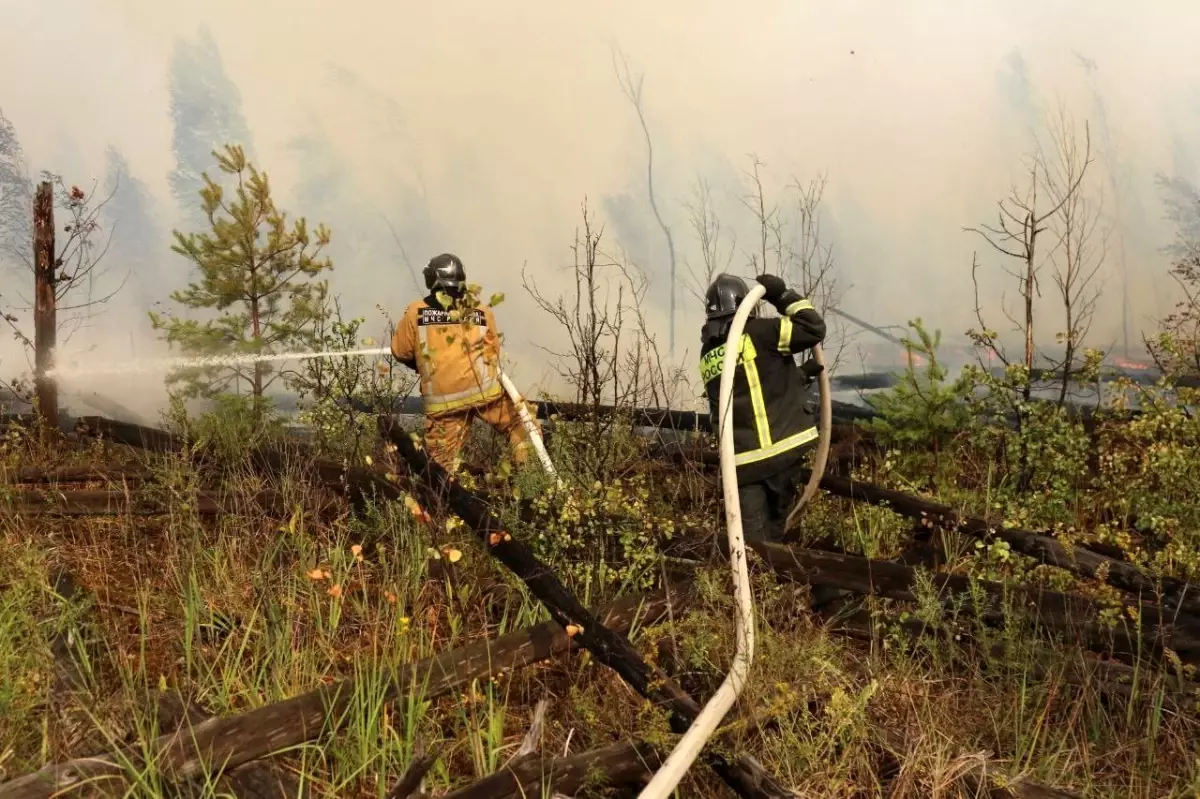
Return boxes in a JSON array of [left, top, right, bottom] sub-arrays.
[[784, 298, 814, 315], [777, 317, 794, 353], [742, 358, 772, 448], [734, 426, 819, 466]]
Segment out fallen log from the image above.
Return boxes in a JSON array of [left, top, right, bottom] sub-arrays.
[[441, 740, 662, 799], [963, 772, 1082, 799], [718, 537, 1200, 665], [75, 415, 185, 453], [57, 416, 410, 520], [153, 692, 306, 799], [823, 604, 1200, 700], [347, 395, 879, 428], [247, 442, 408, 517], [0, 588, 677, 799], [379, 416, 797, 799], [661, 444, 1200, 620], [6, 464, 157, 485], [871, 727, 1081, 799], [73, 416, 412, 515], [6, 489, 292, 517], [385, 750, 438, 799], [792, 469, 1200, 619]]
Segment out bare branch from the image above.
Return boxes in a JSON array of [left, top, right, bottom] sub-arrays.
[[612, 46, 678, 358]]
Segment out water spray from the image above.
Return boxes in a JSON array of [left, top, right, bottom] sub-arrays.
[[48, 344, 563, 482], [45, 347, 394, 379]]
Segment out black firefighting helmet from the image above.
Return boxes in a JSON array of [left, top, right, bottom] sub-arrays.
[[705, 273, 756, 320], [423, 253, 467, 295]]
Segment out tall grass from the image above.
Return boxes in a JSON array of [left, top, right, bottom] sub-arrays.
[[0, 407, 1198, 797]]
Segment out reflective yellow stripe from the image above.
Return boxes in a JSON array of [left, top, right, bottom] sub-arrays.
[[777, 317, 793, 353], [785, 298, 814, 315], [734, 426, 819, 466], [424, 381, 503, 415], [742, 358, 772, 448]]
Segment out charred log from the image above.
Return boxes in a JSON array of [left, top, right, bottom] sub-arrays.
[[0, 589, 677, 799], [378, 416, 798, 799], [7, 489, 293, 517], [441, 740, 662, 799], [713, 537, 1200, 664]]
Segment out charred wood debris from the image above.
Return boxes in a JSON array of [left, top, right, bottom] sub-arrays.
[[3, 409, 1196, 798]]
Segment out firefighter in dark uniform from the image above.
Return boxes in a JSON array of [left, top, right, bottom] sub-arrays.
[[699, 273, 827, 542]]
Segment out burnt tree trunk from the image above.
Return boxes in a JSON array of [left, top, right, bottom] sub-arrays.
[[442, 740, 663, 798], [715, 536, 1200, 665], [33, 181, 57, 432], [787, 468, 1200, 619], [667, 446, 1189, 616], [9, 488, 296, 517], [0, 589, 677, 799], [378, 416, 797, 799]]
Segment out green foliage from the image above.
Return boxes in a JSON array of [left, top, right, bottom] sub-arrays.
[[863, 319, 971, 473], [291, 298, 417, 461], [164, 391, 286, 463], [505, 472, 682, 594], [149, 143, 333, 404], [0, 541, 55, 761], [1094, 383, 1200, 578]]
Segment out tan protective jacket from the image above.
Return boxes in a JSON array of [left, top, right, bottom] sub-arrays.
[[391, 297, 505, 416]]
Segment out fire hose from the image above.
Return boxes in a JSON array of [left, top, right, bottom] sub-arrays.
[[638, 284, 831, 798], [499, 370, 562, 486], [637, 284, 761, 798], [786, 337, 831, 536]]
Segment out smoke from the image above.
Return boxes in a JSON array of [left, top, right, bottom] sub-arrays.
[[2, 0, 1199, 417]]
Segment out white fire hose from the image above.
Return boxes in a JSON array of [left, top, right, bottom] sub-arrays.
[[499, 370, 562, 486], [637, 284, 764, 799], [786, 339, 831, 535]]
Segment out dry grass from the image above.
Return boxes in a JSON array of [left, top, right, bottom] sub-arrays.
[[0, 416, 1198, 798]]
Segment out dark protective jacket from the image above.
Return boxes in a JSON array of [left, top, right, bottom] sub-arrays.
[[699, 293, 827, 485]]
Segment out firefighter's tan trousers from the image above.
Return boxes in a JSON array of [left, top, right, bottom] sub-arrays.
[[423, 394, 534, 471]]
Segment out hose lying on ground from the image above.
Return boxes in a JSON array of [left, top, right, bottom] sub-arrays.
[[637, 284, 764, 799]]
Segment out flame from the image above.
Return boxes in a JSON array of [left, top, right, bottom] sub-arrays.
[[1110, 355, 1152, 371]]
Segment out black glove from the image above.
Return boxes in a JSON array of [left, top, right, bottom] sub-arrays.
[[755, 274, 788, 304]]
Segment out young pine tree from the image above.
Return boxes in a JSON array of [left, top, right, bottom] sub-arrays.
[[863, 318, 971, 474], [150, 144, 332, 407]]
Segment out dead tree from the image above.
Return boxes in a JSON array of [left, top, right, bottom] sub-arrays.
[[32, 181, 55, 428], [737, 157, 847, 369], [682, 178, 737, 302], [1148, 176, 1200, 381], [442, 740, 663, 798], [965, 113, 1097, 488], [613, 47, 678, 358], [965, 117, 1094, 405], [522, 201, 682, 474], [4, 175, 122, 428], [1041, 108, 1107, 406]]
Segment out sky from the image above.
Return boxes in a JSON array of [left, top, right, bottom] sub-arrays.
[[1, 0, 1198, 417]]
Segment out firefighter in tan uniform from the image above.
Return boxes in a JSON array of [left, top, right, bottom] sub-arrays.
[[391, 253, 532, 471]]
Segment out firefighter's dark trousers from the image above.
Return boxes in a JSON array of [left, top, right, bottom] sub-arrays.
[[737, 461, 805, 544]]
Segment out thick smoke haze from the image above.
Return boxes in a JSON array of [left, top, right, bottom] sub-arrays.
[[2, 0, 1199, 419]]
